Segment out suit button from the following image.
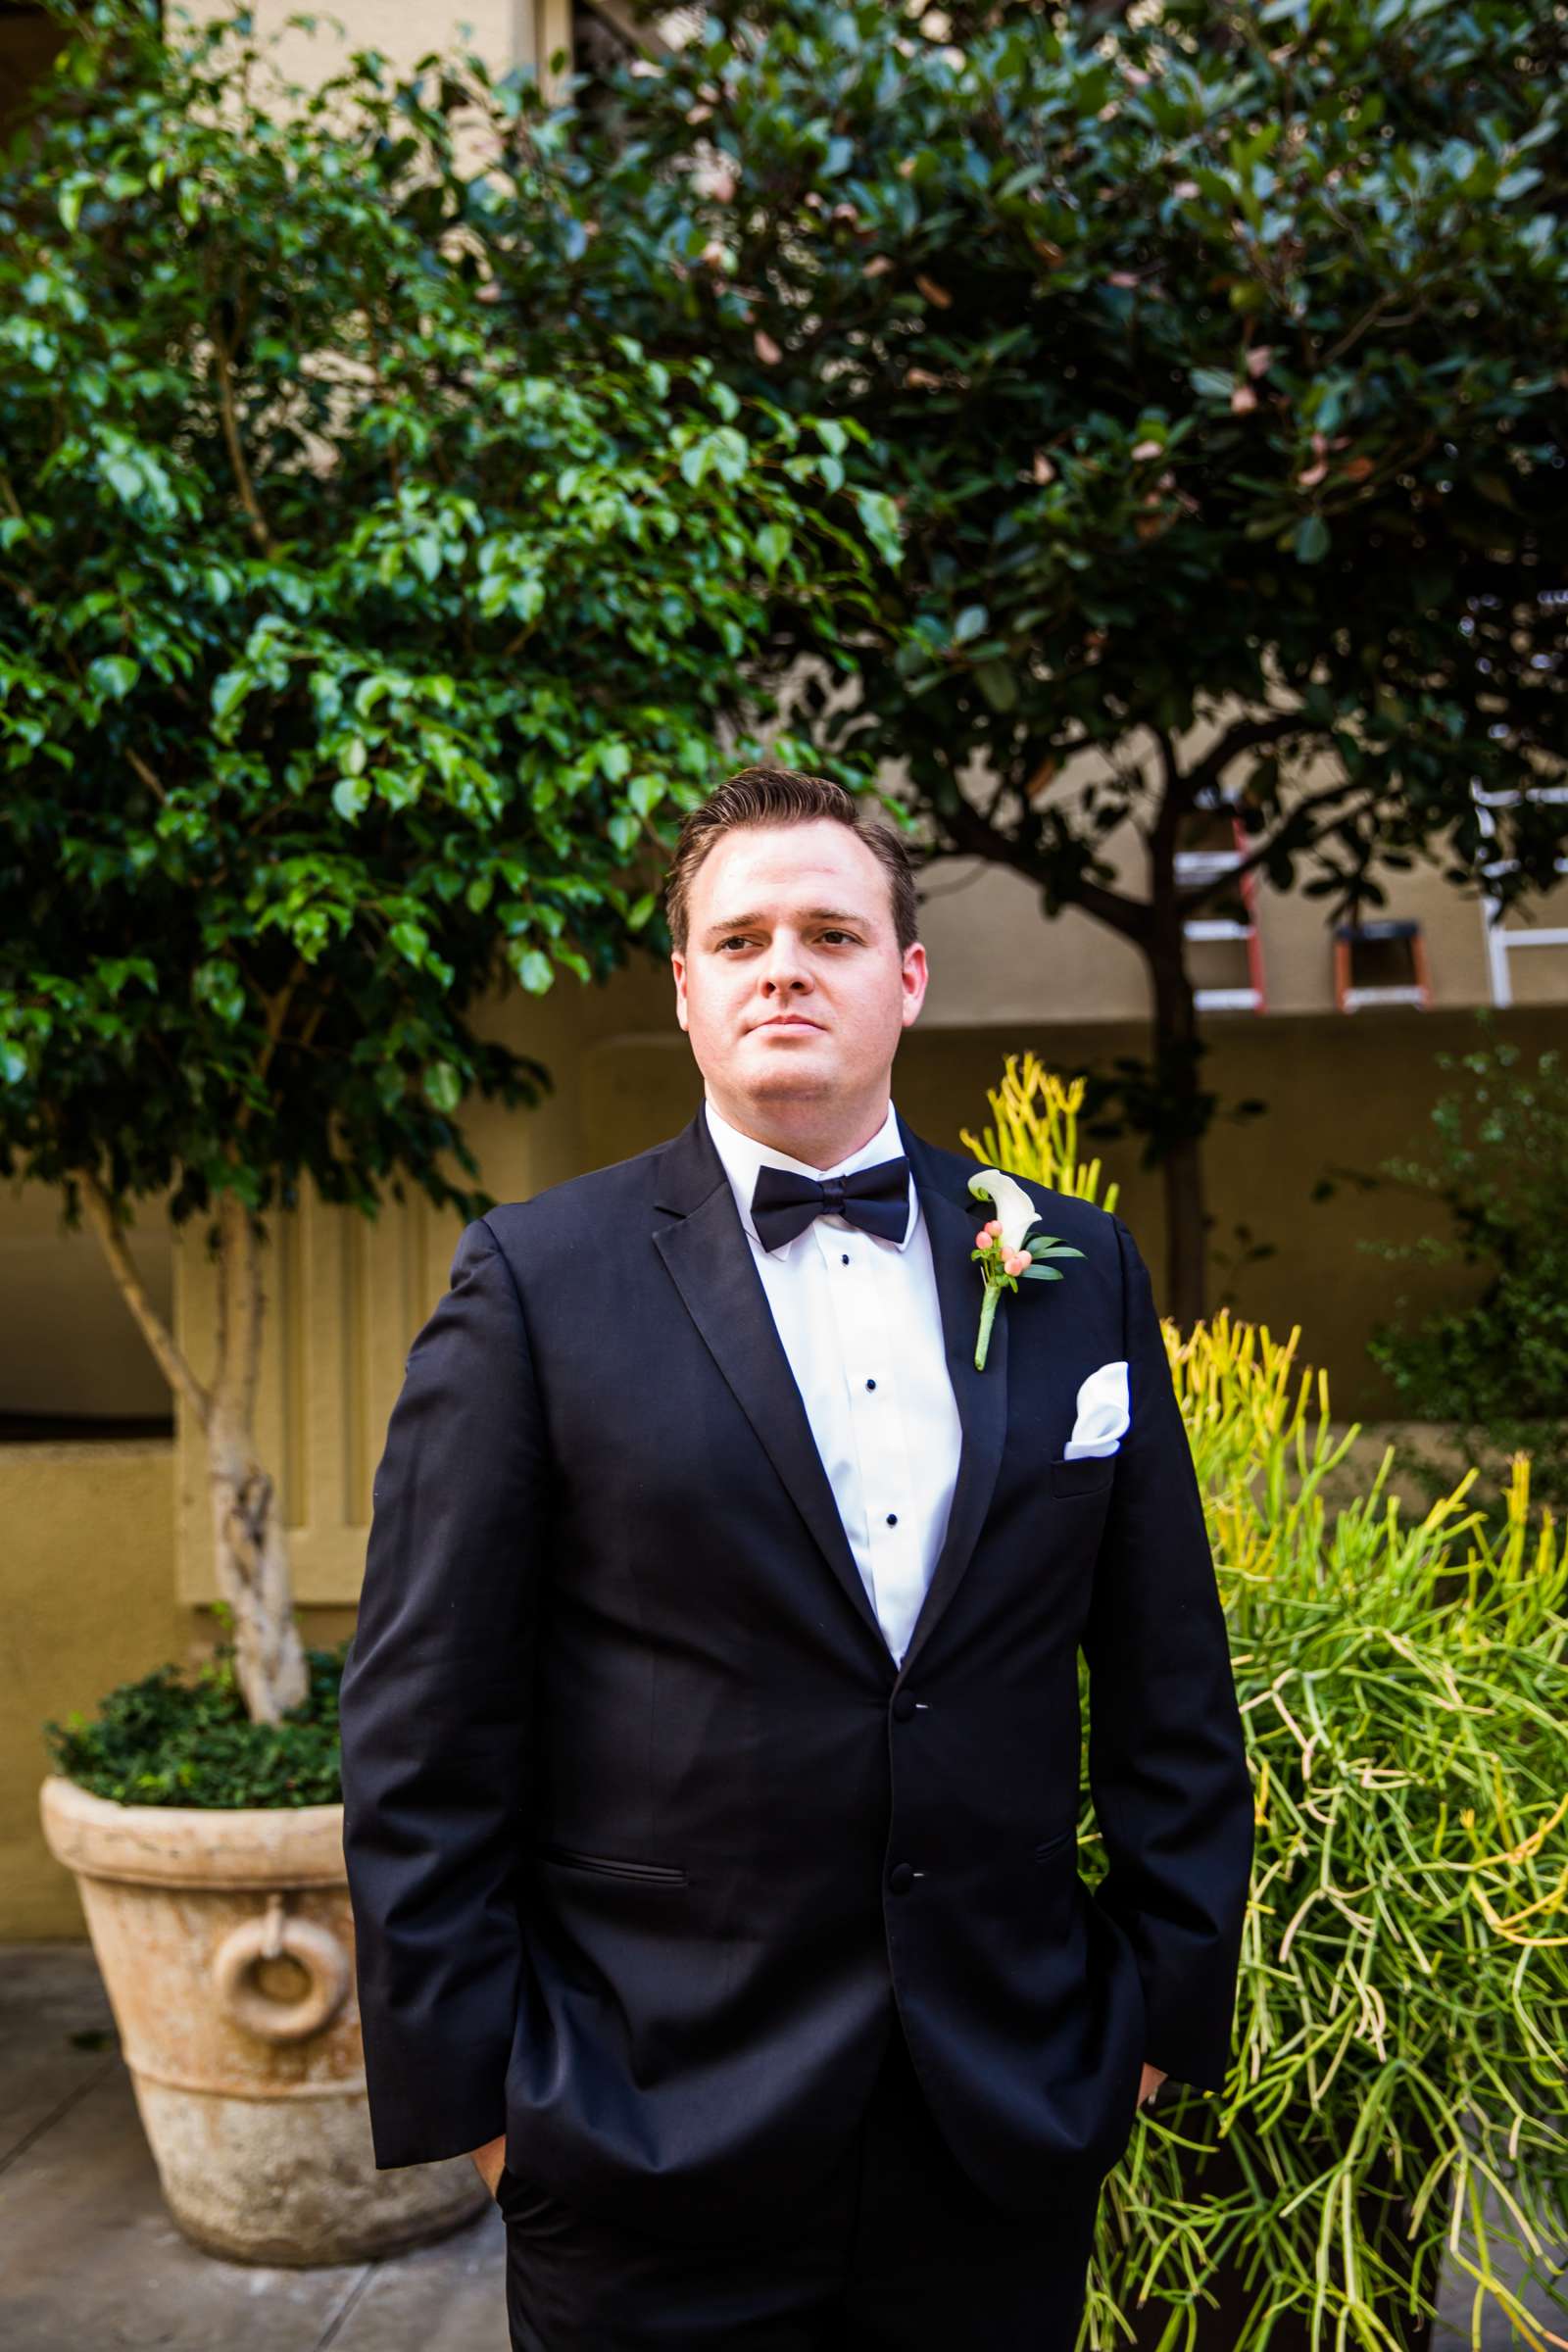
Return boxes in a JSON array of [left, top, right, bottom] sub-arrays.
[[892, 1690, 916, 1721], [888, 1862, 914, 1895]]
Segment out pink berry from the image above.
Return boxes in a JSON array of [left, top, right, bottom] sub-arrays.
[[975, 1227, 994, 1250]]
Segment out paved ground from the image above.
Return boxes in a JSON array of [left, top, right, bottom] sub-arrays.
[[0, 1943, 508, 2352], [0, 1942, 1560, 2349]]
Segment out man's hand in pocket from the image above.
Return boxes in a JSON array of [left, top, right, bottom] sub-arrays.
[[469, 2132, 507, 2196]]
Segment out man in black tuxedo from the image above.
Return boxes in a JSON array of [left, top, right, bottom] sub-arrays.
[[337, 766, 1253, 2349]]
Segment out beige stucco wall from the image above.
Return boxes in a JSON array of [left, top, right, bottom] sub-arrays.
[[252, 0, 576, 90], [8, 1447, 171, 1934], [0, 1435, 359, 1935], [168, 952, 676, 1602]]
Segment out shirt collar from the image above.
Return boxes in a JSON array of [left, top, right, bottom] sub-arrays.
[[703, 1095, 916, 1255]]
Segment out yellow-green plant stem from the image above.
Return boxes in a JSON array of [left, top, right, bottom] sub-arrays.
[[975, 1278, 1004, 1370]]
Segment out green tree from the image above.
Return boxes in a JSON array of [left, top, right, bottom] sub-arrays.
[[0, 2, 900, 1721], [1343, 1014, 1568, 1510], [557, 0, 1568, 1319]]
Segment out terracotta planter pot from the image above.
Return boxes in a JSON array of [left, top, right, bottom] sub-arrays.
[[38, 1774, 489, 2266]]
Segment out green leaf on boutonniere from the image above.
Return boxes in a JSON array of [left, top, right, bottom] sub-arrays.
[[1019, 1264, 1063, 1280]]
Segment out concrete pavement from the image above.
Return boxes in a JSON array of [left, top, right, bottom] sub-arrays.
[[0, 1943, 508, 2351]]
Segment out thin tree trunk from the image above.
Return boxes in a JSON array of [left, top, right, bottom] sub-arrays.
[[206, 1427, 308, 1725], [1142, 745, 1209, 1331], [1146, 930, 1209, 1330], [1160, 1116, 1207, 1332], [83, 1178, 307, 1725], [207, 1191, 307, 1723]]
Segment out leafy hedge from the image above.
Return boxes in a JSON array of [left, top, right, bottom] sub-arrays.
[[43, 1632, 347, 1808]]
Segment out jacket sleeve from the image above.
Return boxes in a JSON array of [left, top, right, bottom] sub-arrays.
[[1079, 1211, 1253, 2093], [337, 1213, 547, 2169]]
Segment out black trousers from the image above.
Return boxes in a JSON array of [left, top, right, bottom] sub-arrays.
[[497, 2017, 1103, 2350]]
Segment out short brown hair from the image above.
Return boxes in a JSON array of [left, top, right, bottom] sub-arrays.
[[662, 767, 919, 958]]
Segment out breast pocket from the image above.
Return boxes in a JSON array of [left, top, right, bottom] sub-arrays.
[[1047, 1453, 1116, 1499]]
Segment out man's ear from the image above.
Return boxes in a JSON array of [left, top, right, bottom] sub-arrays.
[[670, 951, 688, 1032], [900, 941, 929, 1026]]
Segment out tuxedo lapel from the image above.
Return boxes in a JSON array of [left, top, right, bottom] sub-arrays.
[[650, 1102, 1009, 1679], [652, 1108, 892, 1663], [894, 1110, 1008, 1679]]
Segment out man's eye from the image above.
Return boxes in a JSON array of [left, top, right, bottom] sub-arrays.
[[714, 932, 858, 951]]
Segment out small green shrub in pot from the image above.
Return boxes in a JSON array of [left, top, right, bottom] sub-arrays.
[[43, 1611, 348, 1812]]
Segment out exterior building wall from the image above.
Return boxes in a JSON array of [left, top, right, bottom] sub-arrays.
[[4, 1443, 180, 1936], [252, 0, 576, 90]]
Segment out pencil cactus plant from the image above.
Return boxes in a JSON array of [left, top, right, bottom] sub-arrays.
[[1087, 1314, 1568, 2345]]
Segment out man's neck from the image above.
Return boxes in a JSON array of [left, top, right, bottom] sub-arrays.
[[706, 1089, 893, 1172]]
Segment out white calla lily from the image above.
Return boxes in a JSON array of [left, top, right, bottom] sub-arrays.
[[966, 1167, 1041, 1254], [962, 1166, 1080, 1371]]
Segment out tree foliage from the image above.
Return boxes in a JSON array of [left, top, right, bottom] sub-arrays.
[[572, 0, 1566, 892], [0, 1, 901, 1234], [554, 0, 1568, 1305], [0, 1, 904, 1722]]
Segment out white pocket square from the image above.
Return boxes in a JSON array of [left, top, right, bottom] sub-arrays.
[[1062, 1359, 1130, 1458]]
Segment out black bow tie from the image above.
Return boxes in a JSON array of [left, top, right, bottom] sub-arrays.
[[750, 1153, 910, 1254]]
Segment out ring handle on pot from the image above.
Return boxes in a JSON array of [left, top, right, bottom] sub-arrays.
[[213, 1892, 350, 2043]]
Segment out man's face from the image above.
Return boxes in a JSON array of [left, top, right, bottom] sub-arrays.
[[670, 819, 927, 1121]]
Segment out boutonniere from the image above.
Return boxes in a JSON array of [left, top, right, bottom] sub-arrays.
[[966, 1168, 1085, 1371]]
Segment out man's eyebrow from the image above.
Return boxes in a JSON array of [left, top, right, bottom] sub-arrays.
[[701, 906, 871, 942]]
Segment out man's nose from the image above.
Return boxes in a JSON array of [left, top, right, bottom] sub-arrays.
[[760, 936, 811, 990]]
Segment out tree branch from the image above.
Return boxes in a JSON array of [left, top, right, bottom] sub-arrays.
[[235, 954, 311, 1136], [1150, 723, 1183, 805], [125, 748, 167, 804], [213, 335, 275, 557], [80, 1173, 211, 1428], [217, 1183, 268, 1437], [934, 769, 1152, 943], [1176, 772, 1377, 913], [1185, 707, 1314, 800]]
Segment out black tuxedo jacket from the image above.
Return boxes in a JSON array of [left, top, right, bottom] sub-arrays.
[[337, 1102, 1252, 2240]]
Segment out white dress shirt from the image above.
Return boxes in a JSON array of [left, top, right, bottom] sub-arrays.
[[703, 1095, 964, 1666]]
